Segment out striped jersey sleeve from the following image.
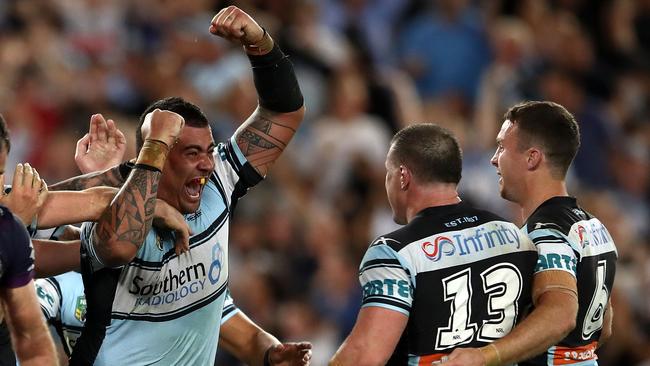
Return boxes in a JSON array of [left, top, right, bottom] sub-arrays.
[[220, 290, 240, 325], [35, 277, 62, 321], [527, 225, 578, 277], [359, 240, 415, 316], [79, 221, 109, 272], [211, 137, 264, 206]]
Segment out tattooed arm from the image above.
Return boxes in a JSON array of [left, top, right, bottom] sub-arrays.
[[235, 107, 304, 177], [91, 170, 160, 267], [49, 165, 125, 191], [90, 109, 184, 267], [210, 6, 304, 177]]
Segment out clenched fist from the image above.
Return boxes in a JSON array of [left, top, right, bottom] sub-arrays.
[[141, 109, 185, 148], [209, 6, 267, 48]]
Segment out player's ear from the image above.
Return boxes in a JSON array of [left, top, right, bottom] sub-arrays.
[[399, 165, 410, 190], [526, 148, 542, 171]]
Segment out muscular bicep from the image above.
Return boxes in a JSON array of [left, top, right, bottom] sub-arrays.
[[331, 307, 408, 366], [532, 270, 578, 306], [234, 106, 304, 177]]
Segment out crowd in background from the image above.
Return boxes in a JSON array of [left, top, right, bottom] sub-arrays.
[[0, 0, 648, 365]]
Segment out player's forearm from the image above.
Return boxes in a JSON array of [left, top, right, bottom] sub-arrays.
[[246, 30, 303, 116], [219, 313, 279, 366], [233, 33, 305, 177], [251, 330, 281, 366], [485, 292, 578, 365], [94, 168, 160, 267], [37, 187, 118, 228], [5, 300, 58, 365], [14, 329, 58, 366], [330, 337, 388, 366], [33, 240, 81, 277], [223, 327, 280, 366], [330, 339, 363, 366], [50, 165, 125, 191]]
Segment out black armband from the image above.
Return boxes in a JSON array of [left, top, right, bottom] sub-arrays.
[[118, 161, 135, 180], [248, 44, 303, 113], [133, 163, 161, 173]]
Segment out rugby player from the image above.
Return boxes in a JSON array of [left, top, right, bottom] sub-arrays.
[[0, 114, 57, 365], [36, 274, 310, 366], [35, 113, 310, 365], [57, 6, 309, 365], [330, 124, 538, 365], [445, 101, 617, 366]]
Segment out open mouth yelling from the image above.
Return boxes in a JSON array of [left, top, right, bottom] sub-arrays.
[[185, 177, 207, 201]]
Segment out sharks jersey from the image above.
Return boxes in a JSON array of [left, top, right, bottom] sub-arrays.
[[359, 202, 538, 364], [70, 137, 261, 366], [35, 271, 240, 356], [521, 197, 617, 366], [36, 272, 86, 356]]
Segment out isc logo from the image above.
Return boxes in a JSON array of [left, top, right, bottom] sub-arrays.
[[421, 236, 455, 261]]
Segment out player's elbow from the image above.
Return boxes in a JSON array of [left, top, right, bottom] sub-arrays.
[[536, 290, 579, 340], [553, 302, 578, 339], [557, 313, 577, 338]]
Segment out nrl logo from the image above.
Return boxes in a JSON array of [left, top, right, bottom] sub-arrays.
[[75, 296, 87, 322]]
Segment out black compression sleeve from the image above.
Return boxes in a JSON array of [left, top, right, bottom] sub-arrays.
[[247, 44, 303, 113]]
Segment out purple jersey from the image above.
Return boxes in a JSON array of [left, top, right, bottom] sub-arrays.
[[0, 205, 35, 288]]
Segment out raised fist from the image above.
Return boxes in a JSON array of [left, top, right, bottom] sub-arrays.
[[140, 109, 185, 148], [209, 6, 265, 47]]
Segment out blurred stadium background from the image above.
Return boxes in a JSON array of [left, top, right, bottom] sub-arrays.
[[0, 0, 648, 365]]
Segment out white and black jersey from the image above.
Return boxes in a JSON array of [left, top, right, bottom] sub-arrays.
[[359, 202, 538, 364], [521, 197, 617, 366]]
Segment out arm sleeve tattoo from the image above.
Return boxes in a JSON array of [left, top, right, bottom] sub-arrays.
[[235, 114, 297, 177], [91, 168, 160, 264], [50, 165, 125, 191]]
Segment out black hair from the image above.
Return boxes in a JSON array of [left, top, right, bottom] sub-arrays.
[[390, 123, 462, 184], [505, 101, 580, 178]]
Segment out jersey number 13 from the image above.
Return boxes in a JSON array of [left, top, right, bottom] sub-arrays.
[[436, 264, 523, 350]]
